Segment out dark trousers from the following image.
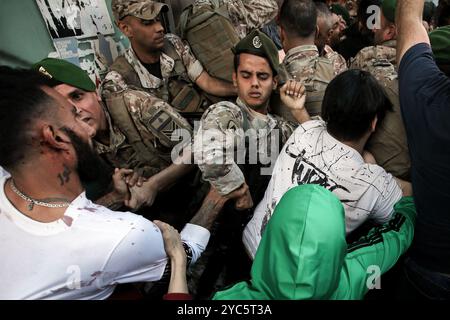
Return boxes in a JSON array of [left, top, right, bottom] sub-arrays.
[[396, 257, 450, 300]]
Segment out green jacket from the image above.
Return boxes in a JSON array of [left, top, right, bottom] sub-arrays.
[[213, 185, 416, 300]]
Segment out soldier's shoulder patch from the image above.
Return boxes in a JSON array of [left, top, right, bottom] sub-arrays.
[[203, 102, 243, 131]]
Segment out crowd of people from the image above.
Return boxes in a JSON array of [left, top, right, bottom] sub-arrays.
[[0, 0, 449, 300]]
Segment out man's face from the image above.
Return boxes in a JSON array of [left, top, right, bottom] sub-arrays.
[[372, 13, 395, 45], [329, 13, 344, 47], [54, 84, 106, 135], [62, 128, 112, 183], [43, 86, 96, 143], [42, 87, 108, 182], [233, 53, 277, 113], [122, 15, 165, 52]]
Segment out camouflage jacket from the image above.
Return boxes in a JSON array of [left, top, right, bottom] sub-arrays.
[[101, 33, 204, 99], [350, 40, 411, 180], [350, 40, 398, 81], [95, 92, 192, 178], [323, 44, 348, 75], [273, 45, 336, 120], [193, 98, 297, 195], [192, 0, 278, 39]]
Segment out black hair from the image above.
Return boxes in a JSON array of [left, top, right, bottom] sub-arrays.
[[321, 69, 393, 141], [0, 66, 55, 170], [316, 2, 333, 20], [436, 2, 450, 27], [279, 0, 318, 38]]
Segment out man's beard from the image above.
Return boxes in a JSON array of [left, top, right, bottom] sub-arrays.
[[62, 128, 113, 183]]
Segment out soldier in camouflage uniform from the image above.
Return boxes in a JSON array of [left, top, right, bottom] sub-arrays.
[[103, 0, 236, 121], [189, 30, 306, 298], [350, 0, 411, 180], [33, 58, 203, 231], [316, 2, 348, 75], [193, 30, 305, 204], [272, 0, 338, 122], [192, 0, 279, 40]]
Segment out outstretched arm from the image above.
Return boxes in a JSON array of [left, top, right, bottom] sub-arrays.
[[339, 197, 416, 299], [125, 147, 195, 210], [396, 0, 430, 65]]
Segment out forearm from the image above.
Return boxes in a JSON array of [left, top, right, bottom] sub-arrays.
[[151, 163, 194, 193], [167, 256, 189, 294], [345, 197, 416, 299], [396, 0, 429, 64], [189, 191, 227, 230], [196, 72, 237, 97], [95, 191, 125, 210], [291, 108, 311, 124]]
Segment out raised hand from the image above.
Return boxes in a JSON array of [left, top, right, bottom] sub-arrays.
[[280, 79, 306, 112]]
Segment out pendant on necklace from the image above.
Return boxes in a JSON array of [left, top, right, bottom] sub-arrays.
[[28, 201, 34, 211]]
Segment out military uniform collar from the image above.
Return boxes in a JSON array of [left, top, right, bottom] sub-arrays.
[[235, 98, 278, 131], [94, 103, 127, 155], [284, 45, 319, 62], [125, 40, 175, 89], [381, 39, 397, 49], [323, 44, 335, 55]]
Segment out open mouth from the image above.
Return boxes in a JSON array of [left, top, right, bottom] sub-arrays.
[[249, 92, 262, 98]]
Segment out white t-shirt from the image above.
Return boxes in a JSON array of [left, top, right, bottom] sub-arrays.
[[0, 166, 8, 178], [243, 120, 402, 259], [0, 176, 210, 300]]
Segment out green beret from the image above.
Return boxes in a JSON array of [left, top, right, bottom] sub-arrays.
[[429, 26, 450, 65], [32, 58, 96, 92], [381, 0, 397, 24], [330, 4, 351, 26], [232, 29, 279, 75]]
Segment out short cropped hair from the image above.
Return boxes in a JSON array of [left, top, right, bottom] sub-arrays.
[[322, 69, 392, 141], [279, 0, 318, 38], [0, 67, 55, 169]]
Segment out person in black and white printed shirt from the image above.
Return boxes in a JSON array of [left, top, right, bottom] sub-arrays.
[[244, 69, 412, 259]]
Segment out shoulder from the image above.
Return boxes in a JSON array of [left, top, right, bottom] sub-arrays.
[[164, 33, 182, 46], [354, 163, 397, 190], [353, 45, 396, 64], [121, 90, 190, 125], [294, 119, 326, 135], [164, 33, 190, 54], [398, 43, 450, 101], [101, 70, 129, 96], [199, 101, 244, 132], [120, 89, 170, 112], [398, 43, 434, 77], [69, 195, 150, 236], [202, 101, 243, 126]]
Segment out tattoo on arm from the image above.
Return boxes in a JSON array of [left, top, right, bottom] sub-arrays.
[[189, 196, 225, 230]]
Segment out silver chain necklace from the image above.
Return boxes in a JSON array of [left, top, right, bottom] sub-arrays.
[[10, 180, 71, 211]]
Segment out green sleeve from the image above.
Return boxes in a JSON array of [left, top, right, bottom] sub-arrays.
[[336, 197, 416, 299]]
